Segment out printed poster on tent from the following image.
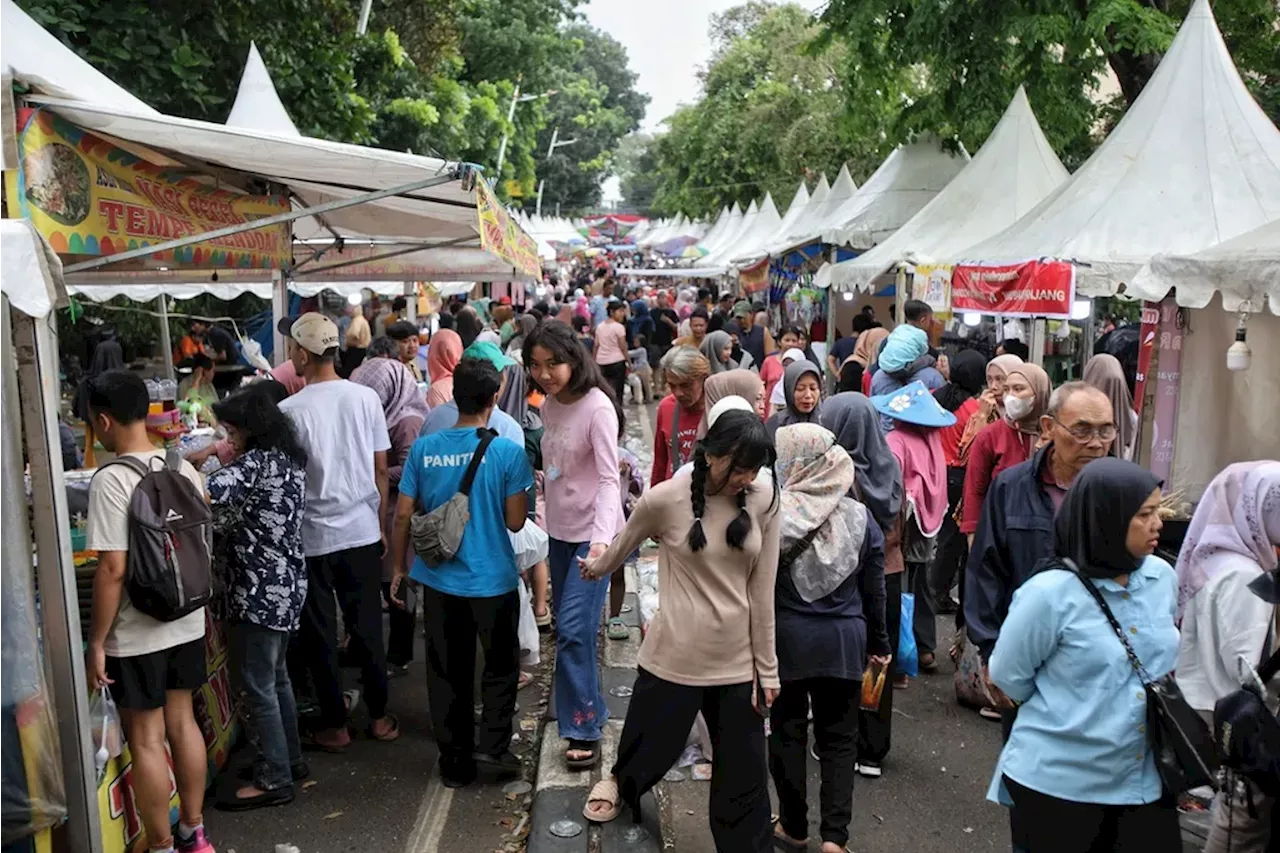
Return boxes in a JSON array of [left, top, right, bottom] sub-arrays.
[[475, 178, 540, 277], [950, 260, 1075, 318], [910, 264, 952, 314], [6, 109, 291, 268]]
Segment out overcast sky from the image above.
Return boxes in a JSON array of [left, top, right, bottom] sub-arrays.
[[583, 0, 824, 203]]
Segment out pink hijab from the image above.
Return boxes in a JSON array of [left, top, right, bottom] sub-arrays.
[[425, 329, 463, 409], [1175, 461, 1280, 622], [886, 423, 948, 537]]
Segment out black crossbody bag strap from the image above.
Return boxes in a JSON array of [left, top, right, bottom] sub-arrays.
[[459, 428, 498, 497], [778, 525, 823, 572]]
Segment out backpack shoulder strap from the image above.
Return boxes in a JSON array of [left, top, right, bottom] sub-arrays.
[[778, 524, 823, 572], [97, 454, 152, 479], [459, 428, 497, 496]]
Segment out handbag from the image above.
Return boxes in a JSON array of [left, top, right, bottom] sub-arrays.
[[1213, 644, 1280, 797], [1062, 559, 1217, 794]]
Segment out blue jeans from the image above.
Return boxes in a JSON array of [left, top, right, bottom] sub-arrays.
[[229, 622, 303, 791], [548, 538, 610, 742]]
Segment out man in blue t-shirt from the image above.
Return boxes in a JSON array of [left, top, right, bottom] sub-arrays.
[[390, 357, 533, 788]]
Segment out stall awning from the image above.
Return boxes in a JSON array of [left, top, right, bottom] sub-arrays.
[[0, 219, 64, 318], [1127, 219, 1280, 314]]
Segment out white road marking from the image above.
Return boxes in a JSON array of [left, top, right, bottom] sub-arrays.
[[405, 773, 453, 853]]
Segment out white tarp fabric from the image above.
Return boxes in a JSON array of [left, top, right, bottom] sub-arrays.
[[822, 137, 970, 250], [0, 0, 156, 117], [818, 87, 1068, 292], [0, 219, 64, 318], [697, 203, 743, 258], [1171, 297, 1280, 500], [683, 207, 730, 252], [1127, 219, 1280, 315], [704, 197, 780, 268], [225, 42, 300, 137], [615, 268, 728, 278], [770, 167, 858, 255], [947, 0, 1280, 296], [733, 180, 810, 265], [64, 280, 407, 302]]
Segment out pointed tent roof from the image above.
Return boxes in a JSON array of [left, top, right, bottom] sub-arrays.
[[700, 199, 759, 266], [0, 0, 156, 117], [715, 193, 780, 266], [683, 206, 730, 250], [950, 0, 1280, 295], [772, 165, 858, 253], [226, 43, 299, 137], [820, 87, 1068, 292], [734, 180, 809, 263], [1128, 219, 1280, 314], [700, 203, 744, 256], [822, 137, 969, 250]]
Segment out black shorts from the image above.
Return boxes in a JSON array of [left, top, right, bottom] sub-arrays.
[[106, 638, 207, 711]]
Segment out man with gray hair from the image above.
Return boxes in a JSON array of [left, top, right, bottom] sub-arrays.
[[963, 380, 1117, 852]]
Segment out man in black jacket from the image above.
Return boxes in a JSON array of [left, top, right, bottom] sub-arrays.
[[963, 381, 1115, 852]]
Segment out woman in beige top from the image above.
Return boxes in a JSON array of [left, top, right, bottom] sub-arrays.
[[579, 408, 780, 852]]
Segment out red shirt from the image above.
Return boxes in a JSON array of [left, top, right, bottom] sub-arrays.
[[760, 355, 784, 411], [651, 394, 704, 485], [939, 397, 980, 468], [960, 419, 1036, 534]]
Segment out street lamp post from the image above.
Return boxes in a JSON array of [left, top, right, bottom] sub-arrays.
[[536, 126, 578, 216], [494, 87, 557, 185]]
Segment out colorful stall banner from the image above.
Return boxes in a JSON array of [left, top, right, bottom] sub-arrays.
[[474, 178, 541, 277], [739, 257, 770, 294], [950, 260, 1075, 318], [911, 264, 952, 314], [1133, 302, 1162, 417], [6, 109, 290, 269], [1148, 298, 1184, 484], [96, 612, 237, 853]]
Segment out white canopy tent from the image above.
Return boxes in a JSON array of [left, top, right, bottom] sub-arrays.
[[947, 0, 1280, 296], [699, 198, 762, 267], [769, 167, 857, 255], [821, 137, 970, 250], [733, 180, 809, 265], [710, 192, 780, 269], [1127, 219, 1280, 314], [224, 42, 300, 137], [817, 87, 1068, 292], [697, 202, 743, 258]]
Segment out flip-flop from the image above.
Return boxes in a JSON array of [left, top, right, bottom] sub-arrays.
[[566, 739, 599, 770], [518, 671, 534, 690], [582, 778, 621, 823], [368, 713, 400, 742], [302, 731, 350, 754], [770, 816, 807, 850], [606, 616, 629, 641]]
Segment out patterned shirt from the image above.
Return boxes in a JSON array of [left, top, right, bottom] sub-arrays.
[[207, 448, 308, 632]]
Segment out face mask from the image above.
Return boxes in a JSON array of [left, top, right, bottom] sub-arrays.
[[1004, 394, 1034, 420]]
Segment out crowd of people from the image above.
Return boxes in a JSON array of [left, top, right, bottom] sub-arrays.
[[80, 274, 1280, 853]]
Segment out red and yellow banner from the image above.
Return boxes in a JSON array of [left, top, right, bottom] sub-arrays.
[[739, 256, 770, 294], [951, 260, 1075, 318], [7, 109, 290, 269], [475, 178, 540, 277]]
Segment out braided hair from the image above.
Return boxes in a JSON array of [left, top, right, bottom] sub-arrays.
[[687, 409, 777, 552]]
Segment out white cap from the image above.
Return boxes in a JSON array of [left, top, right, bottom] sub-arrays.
[[707, 395, 755, 429]]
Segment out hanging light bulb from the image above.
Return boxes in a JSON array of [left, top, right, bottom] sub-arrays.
[[842, 291, 854, 302], [1227, 308, 1252, 371], [963, 312, 982, 327], [1070, 298, 1091, 320], [347, 292, 363, 306]]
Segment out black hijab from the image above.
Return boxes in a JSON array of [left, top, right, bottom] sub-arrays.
[[933, 349, 986, 412], [1053, 458, 1162, 579]]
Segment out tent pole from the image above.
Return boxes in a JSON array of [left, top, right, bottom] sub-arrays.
[[405, 282, 417, 322], [298, 236, 472, 276], [272, 269, 288, 368], [157, 296, 174, 381], [1031, 318, 1047, 367], [64, 171, 465, 274], [6, 298, 103, 853]]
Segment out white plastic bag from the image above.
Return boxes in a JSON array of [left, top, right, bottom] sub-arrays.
[[509, 522, 549, 572], [89, 686, 124, 783], [517, 578, 540, 666]]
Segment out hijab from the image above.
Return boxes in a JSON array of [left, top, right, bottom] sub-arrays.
[[767, 360, 822, 437], [775, 424, 869, 602], [934, 349, 987, 412], [886, 423, 948, 537], [700, 330, 737, 374], [986, 353, 1024, 415], [851, 327, 889, 368], [818, 392, 903, 531], [508, 313, 537, 356], [425, 328, 463, 409], [1175, 461, 1280, 621], [1083, 353, 1136, 459], [1005, 363, 1051, 434], [698, 370, 764, 438], [769, 347, 808, 408], [350, 357, 429, 430], [1052, 457, 1162, 580], [498, 362, 541, 431]]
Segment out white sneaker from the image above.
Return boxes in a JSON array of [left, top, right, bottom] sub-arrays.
[[856, 761, 882, 778]]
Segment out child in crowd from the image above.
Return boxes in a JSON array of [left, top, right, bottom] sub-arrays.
[[626, 335, 653, 405]]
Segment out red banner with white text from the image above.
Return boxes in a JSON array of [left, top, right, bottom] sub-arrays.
[[950, 260, 1075, 318]]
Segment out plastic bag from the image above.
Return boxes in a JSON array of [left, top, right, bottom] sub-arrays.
[[898, 592, 919, 677], [517, 578, 540, 666], [952, 629, 992, 709], [89, 686, 124, 783], [509, 522, 549, 573]]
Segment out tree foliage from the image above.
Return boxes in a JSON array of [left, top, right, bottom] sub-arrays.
[[16, 0, 647, 210]]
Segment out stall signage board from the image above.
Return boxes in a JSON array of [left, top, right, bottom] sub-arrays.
[[6, 109, 290, 269], [475, 178, 541, 277], [1148, 298, 1183, 484], [911, 263, 952, 314], [950, 260, 1075, 317], [739, 256, 770, 294]]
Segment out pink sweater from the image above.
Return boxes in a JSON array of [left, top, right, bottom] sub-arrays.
[[541, 387, 623, 544]]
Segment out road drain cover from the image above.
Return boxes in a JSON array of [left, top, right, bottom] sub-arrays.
[[609, 685, 634, 698]]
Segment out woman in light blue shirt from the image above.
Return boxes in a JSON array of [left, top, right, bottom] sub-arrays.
[[987, 458, 1181, 852]]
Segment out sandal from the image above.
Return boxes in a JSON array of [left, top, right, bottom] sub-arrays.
[[302, 729, 350, 753], [518, 671, 534, 690], [979, 706, 1003, 721], [606, 616, 629, 641], [565, 739, 599, 770], [535, 608, 552, 630], [582, 778, 621, 823], [770, 815, 808, 850], [368, 713, 400, 742], [918, 652, 940, 674]]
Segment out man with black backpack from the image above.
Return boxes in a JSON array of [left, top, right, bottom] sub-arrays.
[[85, 370, 216, 853]]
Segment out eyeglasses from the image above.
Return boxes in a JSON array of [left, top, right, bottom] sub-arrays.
[[1050, 417, 1117, 443]]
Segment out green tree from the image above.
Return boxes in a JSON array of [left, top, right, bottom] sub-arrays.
[[616, 133, 661, 214]]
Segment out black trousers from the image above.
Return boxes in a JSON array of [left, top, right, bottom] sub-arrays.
[[381, 580, 418, 667], [600, 361, 628, 405], [300, 543, 388, 728], [1003, 710, 1031, 853], [769, 678, 859, 848], [929, 467, 968, 627], [908, 561, 936, 656], [612, 668, 772, 853], [858, 572, 901, 765], [1003, 775, 1182, 853], [422, 586, 520, 769]]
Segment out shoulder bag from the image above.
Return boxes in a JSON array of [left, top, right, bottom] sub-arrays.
[[411, 429, 497, 567]]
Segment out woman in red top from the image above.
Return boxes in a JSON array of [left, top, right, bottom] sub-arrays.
[[959, 363, 1051, 537], [928, 350, 988, 616], [651, 345, 709, 485]]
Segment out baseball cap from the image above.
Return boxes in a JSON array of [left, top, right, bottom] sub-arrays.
[[497, 296, 512, 306], [732, 300, 751, 318], [463, 341, 515, 371], [289, 312, 339, 356], [276, 315, 301, 336]]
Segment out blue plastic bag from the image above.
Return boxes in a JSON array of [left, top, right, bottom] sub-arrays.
[[898, 592, 919, 677]]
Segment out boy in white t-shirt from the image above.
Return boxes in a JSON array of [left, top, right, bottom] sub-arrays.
[[84, 370, 214, 853]]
